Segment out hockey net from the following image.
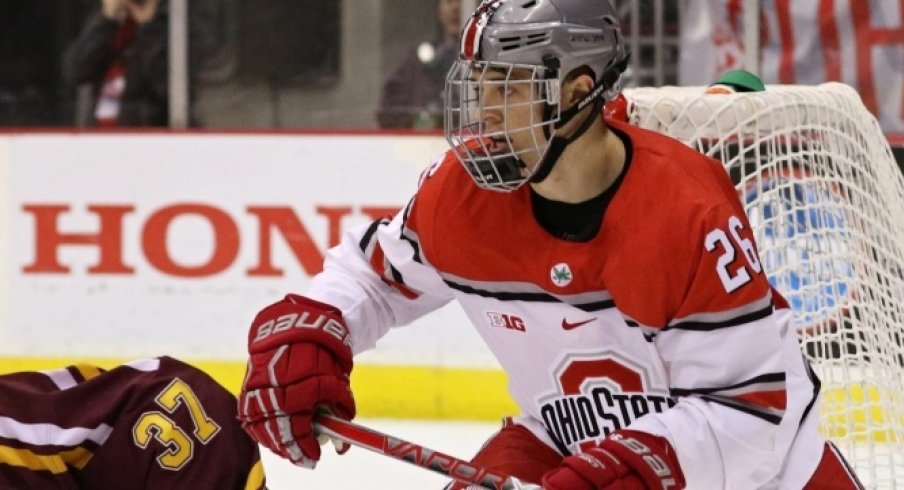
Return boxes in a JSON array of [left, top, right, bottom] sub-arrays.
[[623, 82, 904, 489]]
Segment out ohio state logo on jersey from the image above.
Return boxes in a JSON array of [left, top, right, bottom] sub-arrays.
[[538, 351, 675, 454]]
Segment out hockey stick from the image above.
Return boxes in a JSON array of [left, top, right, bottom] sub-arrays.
[[313, 413, 541, 490]]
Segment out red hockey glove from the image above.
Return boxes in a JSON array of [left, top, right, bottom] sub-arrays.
[[237, 294, 356, 468], [541, 430, 685, 490]]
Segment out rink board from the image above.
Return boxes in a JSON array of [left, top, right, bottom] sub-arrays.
[[0, 356, 898, 444], [0, 133, 899, 447]]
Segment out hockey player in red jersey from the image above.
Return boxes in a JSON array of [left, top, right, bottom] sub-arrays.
[[238, 1, 863, 488], [0, 356, 265, 489]]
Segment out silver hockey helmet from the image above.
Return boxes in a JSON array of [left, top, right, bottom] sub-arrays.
[[444, 0, 628, 192]]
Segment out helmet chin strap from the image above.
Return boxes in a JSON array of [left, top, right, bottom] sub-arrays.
[[528, 53, 630, 185]]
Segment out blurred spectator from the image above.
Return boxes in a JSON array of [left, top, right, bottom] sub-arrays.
[[377, 0, 461, 130], [64, 0, 168, 126], [63, 0, 216, 127]]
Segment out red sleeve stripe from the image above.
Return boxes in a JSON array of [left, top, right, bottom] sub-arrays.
[[358, 218, 388, 254], [357, 214, 423, 300], [368, 243, 420, 300], [697, 395, 784, 424], [671, 372, 787, 423], [670, 372, 786, 398], [383, 273, 420, 300], [731, 389, 787, 411], [399, 199, 427, 265]]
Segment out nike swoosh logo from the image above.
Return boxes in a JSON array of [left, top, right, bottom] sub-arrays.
[[562, 318, 596, 330]]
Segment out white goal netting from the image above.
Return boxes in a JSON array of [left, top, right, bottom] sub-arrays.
[[624, 82, 904, 489]]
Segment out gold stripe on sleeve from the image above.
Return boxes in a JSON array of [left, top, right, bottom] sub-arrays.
[[0, 445, 94, 474], [243, 459, 266, 490], [72, 364, 103, 382], [0, 445, 67, 474]]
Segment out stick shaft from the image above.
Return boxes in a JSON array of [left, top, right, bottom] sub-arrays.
[[314, 414, 533, 489]]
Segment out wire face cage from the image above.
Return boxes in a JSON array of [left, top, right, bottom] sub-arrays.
[[444, 60, 561, 192]]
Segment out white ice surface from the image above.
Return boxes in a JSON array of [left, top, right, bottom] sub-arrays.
[[260, 419, 502, 489]]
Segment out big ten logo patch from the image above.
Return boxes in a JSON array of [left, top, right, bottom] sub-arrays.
[[539, 351, 674, 454], [486, 312, 526, 332]]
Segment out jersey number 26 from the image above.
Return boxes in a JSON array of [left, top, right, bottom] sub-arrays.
[[704, 215, 763, 293]]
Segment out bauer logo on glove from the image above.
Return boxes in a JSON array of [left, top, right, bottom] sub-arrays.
[[252, 311, 350, 345]]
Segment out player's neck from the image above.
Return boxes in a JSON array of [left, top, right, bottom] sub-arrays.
[[530, 120, 625, 203]]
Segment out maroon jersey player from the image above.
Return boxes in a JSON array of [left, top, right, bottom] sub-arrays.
[[0, 356, 265, 489]]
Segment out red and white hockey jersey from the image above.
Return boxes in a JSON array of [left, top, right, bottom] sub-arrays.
[[306, 120, 826, 489]]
